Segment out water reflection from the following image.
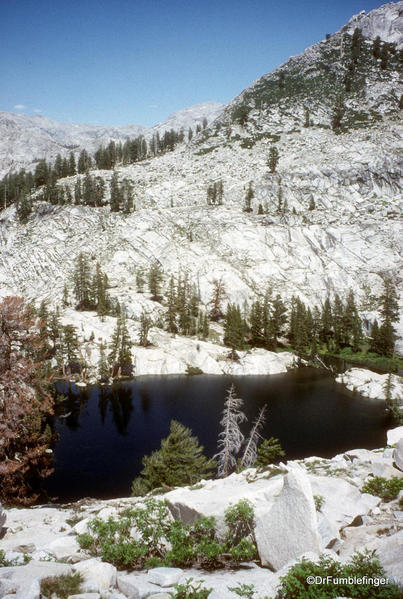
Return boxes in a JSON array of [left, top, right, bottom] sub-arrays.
[[46, 370, 391, 502]]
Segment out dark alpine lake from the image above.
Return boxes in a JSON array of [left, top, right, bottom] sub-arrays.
[[45, 368, 391, 502]]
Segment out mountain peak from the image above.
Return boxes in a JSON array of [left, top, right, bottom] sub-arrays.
[[344, 1, 403, 48]]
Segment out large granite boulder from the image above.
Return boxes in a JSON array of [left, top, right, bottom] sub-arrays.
[[393, 438, 403, 472], [254, 466, 321, 570], [72, 558, 117, 594], [387, 426, 403, 446]]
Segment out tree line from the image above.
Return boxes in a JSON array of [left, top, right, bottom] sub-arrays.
[[0, 126, 192, 217]]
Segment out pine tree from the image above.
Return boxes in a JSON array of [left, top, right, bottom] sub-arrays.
[[202, 312, 210, 339], [244, 182, 254, 213], [378, 278, 399, 357], [62, 283, 69, 308], [380, 44, 388, 69], [372, 35, 381, 59], [61, 324, 80, 373], [139, 310, 152, 347], [148, 262, 163, 301], [110, 171, 121, 212], [98, 342, 110, 382], [249, 300, 264, 346], [131, 420, 216, 496], [331, 97, 345, 132], [320, 297, 333, 350], [369, 319, 381, 354], [214, 385, 247, 477], [16, 192, 32, 222], [68, 152, 76, 176], [118, 314, 132, 368], [256, 438, 285, 467], [224, 303, 245, 355], [351, 27, 362, 62], [109, 317, 122, 366], [209, 278, 226, 321], [166, 276, 178, 334], [333, 293, 344, 351], [136, 268, 146, 292], [73, 252, 92, 309], [267, 146, 279, 173]]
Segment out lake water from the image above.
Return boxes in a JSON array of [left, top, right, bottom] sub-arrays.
[[45, 368, 391, 502]]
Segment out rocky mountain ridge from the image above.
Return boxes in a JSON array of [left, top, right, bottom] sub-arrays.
[[0, 102, 224, 178], [0, 1, 402, 366]]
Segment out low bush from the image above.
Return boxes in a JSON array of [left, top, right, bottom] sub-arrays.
[[41, 572, 83, 599], [274, 550, 401, 598], [362, 476, 403, 501], [169, 577, 212, 598], [77, 498, 258, 571]]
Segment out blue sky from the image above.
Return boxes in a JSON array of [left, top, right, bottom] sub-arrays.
[[1, 0, 385, 126]]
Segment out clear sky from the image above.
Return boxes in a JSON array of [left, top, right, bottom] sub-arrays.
[[0, 0, 386, 126]]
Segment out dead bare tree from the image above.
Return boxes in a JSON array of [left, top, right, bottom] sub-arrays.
[[214, 384, 247, 477], [240, 404, 267, 469]]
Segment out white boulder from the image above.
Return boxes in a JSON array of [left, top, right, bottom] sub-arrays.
[[147, 567, 183, 587], [73, 558, 117, 594], [387, 426, 403, 446], [43, 535, 81, 560], [254, 466, 321, 570], [393, 438, 403, 472]]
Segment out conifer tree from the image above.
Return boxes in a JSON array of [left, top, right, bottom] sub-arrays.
[[378, 278, 399, 357], [202, 311, 210, 339], [215, 385, 247, 477], [249, 300, 264, 346], [16, 192, 32, 222], [136, 268, 146, 293], [62, 283, 69, 308], [60, 324, 80, 373], [110, 171, 121, 212], [118, 314, 132, 368], [224, 303, 245, 355], [73, 252, 92, 309], [320, 297, 333, 349], [148, 262, 163, 301], [333, 293, 344, 351], [98, 342, 110, 382], [267, 146, 279, 173], [256, 437, 285, 467], [244, 182, 254, 213], [68, 152, 76, 176], [210, 278, 226, 321], [165, 275, 178, 334], [369, 319, 381, 354], [74, 179, 82, 204], [109, 317, 122, 366], [139, 310, 152, 347], [131, 420, 216, 496]]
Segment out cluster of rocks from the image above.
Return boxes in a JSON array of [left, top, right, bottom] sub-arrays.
[[1, 426, 402, 598]]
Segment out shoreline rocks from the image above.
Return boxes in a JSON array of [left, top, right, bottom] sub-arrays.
[[1, 428, 403, 596]]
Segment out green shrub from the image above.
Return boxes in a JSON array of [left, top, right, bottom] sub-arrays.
[[77, 498, 258, 571], [314, 494, 325, 511], [275, 550, 401, 598], [256, 438, 285, 467], [362, 476, 403, 501], [41, 573, 83, 599], [169, 577, 212, 598], [186, 365, 204, 375]]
